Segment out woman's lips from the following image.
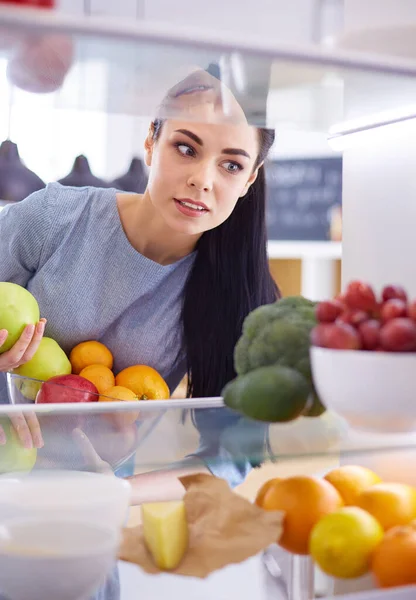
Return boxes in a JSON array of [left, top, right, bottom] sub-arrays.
[[174, 198, 209, 218]]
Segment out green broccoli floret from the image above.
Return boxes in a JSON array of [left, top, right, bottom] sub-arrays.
[[247, 319, 313, 373], [242, 303, 283, 341], [277, 296, 316, 309], [234, 295, 317, 380]]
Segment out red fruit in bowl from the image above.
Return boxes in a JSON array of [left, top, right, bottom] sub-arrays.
[[359, 319, 381, 350], [36, 374, 99, 404], [316, 300, 344, 323], [310, 323, 332, 348], [337, 309, 369, 328], [382, 285, 408, 303], [380, 318, 416, 352], [380, 299, 407, 323], [344, 281, 378, 312], [408, 300, 416, 322], [325, 322, 361, 350]]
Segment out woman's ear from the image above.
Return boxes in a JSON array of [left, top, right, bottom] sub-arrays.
[[240, 162, 263, 197], [144, 122, 156, 167]]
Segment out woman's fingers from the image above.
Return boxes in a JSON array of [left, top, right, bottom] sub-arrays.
[[17, 319, 47, 366], [8, 413, 34, 449], [25, 412, 44, 448], [0, 425, 6, 446], [0, 329, 8, 351], [72, 428, 112, 474], [0, 320, 46, 371]]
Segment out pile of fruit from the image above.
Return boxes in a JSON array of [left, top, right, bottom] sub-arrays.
[[311, 280, 416, 352], [0, 282, 170, 411], [255, 465, 416, 589], [222, 296, 325, 422]]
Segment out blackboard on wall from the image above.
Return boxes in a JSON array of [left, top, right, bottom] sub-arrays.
[[265, 156, 342, 241]]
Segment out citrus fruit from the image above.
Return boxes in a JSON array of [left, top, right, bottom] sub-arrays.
[[115, 365, 170, 400], [255, 478, 281, 508], [99, 385, 138, 402], [324, 465, 381, 506], [99, 385, 140, 430], [309, 506, 384, 579], [356, 483, 416, 531], [70, 340, 113, 374], [79, 364, 115, 395], [262, 475, 343, 554], [372, 521, 416, 588]]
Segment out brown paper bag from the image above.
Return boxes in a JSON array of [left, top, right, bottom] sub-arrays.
[[119, 473, 283, 578]]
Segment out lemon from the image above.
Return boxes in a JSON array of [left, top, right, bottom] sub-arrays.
[[309, 507, 384, 579]]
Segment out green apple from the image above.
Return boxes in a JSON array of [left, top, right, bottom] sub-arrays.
[[0, 282, 40, 354], [0, 419, 37, 474], [13, 337, 72, 400]]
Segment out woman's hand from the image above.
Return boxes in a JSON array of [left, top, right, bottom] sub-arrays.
[[0, 412, 44, 449], [0, 319, 47, 372], [72, 428, 113, 475]]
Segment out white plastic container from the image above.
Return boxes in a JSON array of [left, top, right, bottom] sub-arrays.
[[0, 471, 131, 530], [0, 517, 118, 600]]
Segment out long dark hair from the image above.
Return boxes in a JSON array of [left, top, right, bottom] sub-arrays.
[[152, 121, 280, 398]]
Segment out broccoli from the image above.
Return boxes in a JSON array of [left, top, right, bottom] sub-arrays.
[[225, 295, 325, 424], [247, 319, 313, 373], [277, 296, 316, 310], [235, 297, 316, 376]]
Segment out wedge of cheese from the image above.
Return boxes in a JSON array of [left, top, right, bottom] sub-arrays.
[[141, 500, 189, 570]]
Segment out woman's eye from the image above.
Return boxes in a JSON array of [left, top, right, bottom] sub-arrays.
[[223, 161, 243, 174], [176, 143, 195, 157]]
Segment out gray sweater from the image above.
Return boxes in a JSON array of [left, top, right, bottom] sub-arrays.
[[0, 183, 193, 390]]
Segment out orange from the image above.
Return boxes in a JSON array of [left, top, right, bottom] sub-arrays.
[[79, 364, 115, 395], [99, 385, 140, 430], [70, 340, 113, 374], [255, 478, 281, 508], [262, 475, 343, 554], [99, 385, 138, 403], [115, 365, 170, 400], [324, 465, 382, 506], [372, 521, 416, 588], [356, 483, 416, 531]]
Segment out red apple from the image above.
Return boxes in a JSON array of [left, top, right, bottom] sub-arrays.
[[358, 319, 381, 350], [344, 281, 378, 312], [337, 309, 369, 328], [382, 285, 408, 303], [315, 300, 344, 323], [380, 318, 416, 352], [380, 298, 407, 323], [36, 374, 99, 404]]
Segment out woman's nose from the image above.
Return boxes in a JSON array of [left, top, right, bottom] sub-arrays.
[[187, 164, 213, 192]]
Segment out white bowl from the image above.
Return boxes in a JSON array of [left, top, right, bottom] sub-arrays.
[[0, 517, 118, 600], [310, 347, 416, 433]]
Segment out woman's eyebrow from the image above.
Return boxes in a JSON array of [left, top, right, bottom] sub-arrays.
[[222, 148, 251, 159], [175, 129, 203, 146], [174, 129, 251, 159]]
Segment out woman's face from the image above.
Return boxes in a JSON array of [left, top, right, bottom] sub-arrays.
[[144, 118, 260, 236], [143, 70, 262, 236]]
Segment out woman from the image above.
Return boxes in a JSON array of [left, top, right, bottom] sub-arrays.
[[0, 66, 279, 598]]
